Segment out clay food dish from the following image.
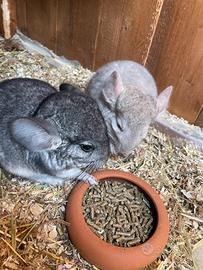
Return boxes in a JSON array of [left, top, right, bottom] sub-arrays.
[[66, 169, 169, 270]]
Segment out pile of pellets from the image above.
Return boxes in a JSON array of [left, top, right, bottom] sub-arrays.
[[83, 180, 155, 247]]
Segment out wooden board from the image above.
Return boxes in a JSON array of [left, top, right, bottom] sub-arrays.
[[16, 0, 162, 69], [0, 0, 16, 38], [146, 0, 173, 74], [0, 0, 4, 36], [16, 0, 57, 50], [56, 0, 102, 69], [92, 0, 163, 69], [147, 0, 203, 123], [15, 0, 27, 35], [8, 0, 16, 37], [56, 0, 163, 70]]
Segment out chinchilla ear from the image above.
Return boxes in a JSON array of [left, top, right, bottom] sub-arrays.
[[100, 71, 125, 109], [157, 86, 173, 115], [10, 117, 62, 151]]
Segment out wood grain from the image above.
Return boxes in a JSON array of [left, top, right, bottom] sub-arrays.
[[0, 0, 16, 38], [148, 0, 203, 123], [16, 0, 161, 69], [93, 0, 162, 69], [16, 0, 27, 35], [56, 0, 102, 69], [17, 0, 57, 50], [0, 0, 4, 36], [146, 0, 174, 74], [8, 0, 16, 37]]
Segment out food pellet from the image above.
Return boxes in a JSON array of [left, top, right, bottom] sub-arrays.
[[82, 179, 156, 247]]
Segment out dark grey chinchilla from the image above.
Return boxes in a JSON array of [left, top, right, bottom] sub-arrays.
[[0, 78, 109, 185], [87, 60, 173, 157]]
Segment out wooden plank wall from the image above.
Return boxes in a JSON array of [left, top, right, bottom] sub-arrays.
[[13, 0, 203, 126], [16, 0, 163, 69], [147, 0, 203, 124]]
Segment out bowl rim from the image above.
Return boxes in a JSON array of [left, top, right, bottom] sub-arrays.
[[66, 169, 169, 270]]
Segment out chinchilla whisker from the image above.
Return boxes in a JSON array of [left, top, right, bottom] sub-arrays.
[[87, 162, 96, 172], [74, 162, 95, 181], [84, 162, 94, 172]]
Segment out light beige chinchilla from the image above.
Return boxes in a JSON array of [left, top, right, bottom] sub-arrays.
[[87, 60, 173, 157]]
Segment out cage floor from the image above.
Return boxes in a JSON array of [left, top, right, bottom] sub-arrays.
[[0, 38, 202, 270]]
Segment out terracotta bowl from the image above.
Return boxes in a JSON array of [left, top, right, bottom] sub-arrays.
[[66, 169, 169, 270]]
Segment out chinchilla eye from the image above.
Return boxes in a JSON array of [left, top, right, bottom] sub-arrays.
[[80, 143, 94, 152]]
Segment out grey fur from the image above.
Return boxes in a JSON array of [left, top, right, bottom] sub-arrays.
[[0, 78, 109, 185], [87, 60, 172, 156]]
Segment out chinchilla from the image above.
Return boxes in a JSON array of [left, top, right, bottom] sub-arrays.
[[87, 60, 173, 157], [0, 78, 109, 185]]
